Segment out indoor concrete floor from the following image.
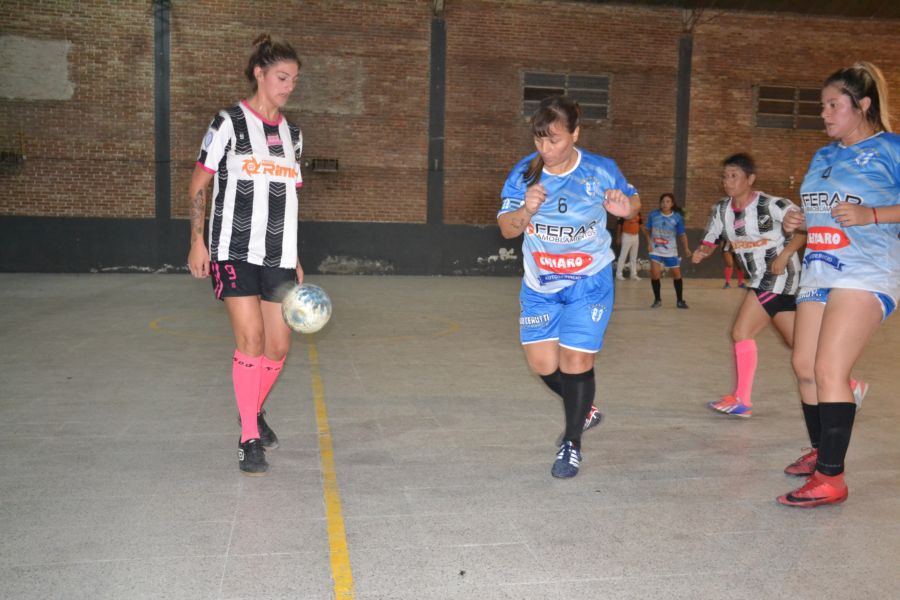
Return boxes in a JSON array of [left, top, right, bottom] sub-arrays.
[[0, 273, 898, 599]]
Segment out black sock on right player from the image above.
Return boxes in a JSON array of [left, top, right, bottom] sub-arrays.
[[801, 402, 821, 448], [816, 402, 856, 476], [651, 279, 661, 301]]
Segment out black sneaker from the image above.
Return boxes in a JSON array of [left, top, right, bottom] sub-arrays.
[[651, 299, 662, 308], [238, 438, 268, 476], [257, 409, 279, 450], [677, 300, 689, 309]]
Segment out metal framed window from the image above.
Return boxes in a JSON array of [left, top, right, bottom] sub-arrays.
[[523, 72, 609, 121], [755, 85, 823, 130]]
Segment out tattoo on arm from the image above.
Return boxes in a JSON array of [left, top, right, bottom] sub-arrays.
[[190, 189, 206, 241]]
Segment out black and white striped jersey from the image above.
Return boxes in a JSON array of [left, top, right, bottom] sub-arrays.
[[197, 101, 303, 269], [701, 192, 801, 294]]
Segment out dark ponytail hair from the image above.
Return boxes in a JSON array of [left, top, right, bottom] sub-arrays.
[[524, 95, 581, 186], [824, 61, 892, 133], [245, 33, 301, 91], [660, 192, 683, 215]]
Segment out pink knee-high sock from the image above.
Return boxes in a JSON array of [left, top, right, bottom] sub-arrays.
[[258, 356, 286, 413], [724, 266, 733, 284], [736, 269, 745, 285], [734, 339, 757, 406], [233, 350, 262, 442]]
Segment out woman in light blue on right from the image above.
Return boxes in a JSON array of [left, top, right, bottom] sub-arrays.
[[779, 62, 900, 508]]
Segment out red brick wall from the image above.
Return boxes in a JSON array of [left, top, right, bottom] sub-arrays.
[[169, 0, 431, 223], [1, 1, 898, 229], [0, 1, 155, 217], [685, 11, 900, 227], [443, 1, 681, 225]]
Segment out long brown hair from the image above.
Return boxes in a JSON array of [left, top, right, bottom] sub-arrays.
[[244, 33, 302, 92], [824, 62, 892, 133], [524, 95, 581, 186]]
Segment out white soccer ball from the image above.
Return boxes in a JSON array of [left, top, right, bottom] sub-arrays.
[[281, 283, 332, 334]]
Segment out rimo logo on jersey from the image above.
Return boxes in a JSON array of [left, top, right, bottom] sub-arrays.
[[533, 251, 593, 274], [806, 227, 850, 251], [653, 236, 671, 248], [241, 157, 298, 178], [731, 239, 768, 250], [801, 191, 863, 213], [526, 220, 598, 243]]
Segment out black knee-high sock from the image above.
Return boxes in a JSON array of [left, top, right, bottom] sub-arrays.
[[651, 279, 661, 301], [801, 403, 821, 449], [673, 278, 683, 301], [816, 403, 856, 476], [540, 369, 563, 398], [561, 369, 595, 446]]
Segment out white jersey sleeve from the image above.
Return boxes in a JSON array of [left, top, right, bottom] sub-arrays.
[[288, 122, 304, 188], [701, 200, 727, 247], [197, 111, 233, 174]]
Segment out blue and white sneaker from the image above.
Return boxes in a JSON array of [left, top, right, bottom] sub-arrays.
[[551, 441, 581, 478], [708, 395, 752, 418]]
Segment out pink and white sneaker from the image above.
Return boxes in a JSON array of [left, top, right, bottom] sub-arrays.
[[850, 379, 869, 412]]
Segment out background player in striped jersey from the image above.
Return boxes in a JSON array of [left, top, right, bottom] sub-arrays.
[[778, 62, 899, 507], [498, 96, 639, 478], [643, 193, 691, 308], [719, 238, 746, 289], [691, 154, 807, 418], [187, 34, 304, 476]]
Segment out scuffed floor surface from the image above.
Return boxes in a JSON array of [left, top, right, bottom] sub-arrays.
[[0, 274, 897, 599]]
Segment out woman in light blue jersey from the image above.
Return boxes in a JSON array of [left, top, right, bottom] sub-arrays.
[[643, 193, 691, 308], [498, 96, 640, 478], [778, 62, 900, 508]]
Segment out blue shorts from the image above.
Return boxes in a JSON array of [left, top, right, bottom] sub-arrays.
[[519, 264, 615, 353], [649, 254, 681, 268], [796, 287, 896, 321]]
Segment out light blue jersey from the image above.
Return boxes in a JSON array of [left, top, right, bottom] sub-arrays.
[[798, 132, 900, 304], [499, 149, 637, 293], [646, 210, 686, 258]]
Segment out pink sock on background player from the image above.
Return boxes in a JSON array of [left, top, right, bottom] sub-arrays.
[[258, 355, 286, 413], [724, 266, 733, 284], [736, 269, 745, 285], [734, 339, 757, 406], [233, 350, 262, 442]]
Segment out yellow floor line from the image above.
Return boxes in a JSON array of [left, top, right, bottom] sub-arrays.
[[308, 341, 355, 599]]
